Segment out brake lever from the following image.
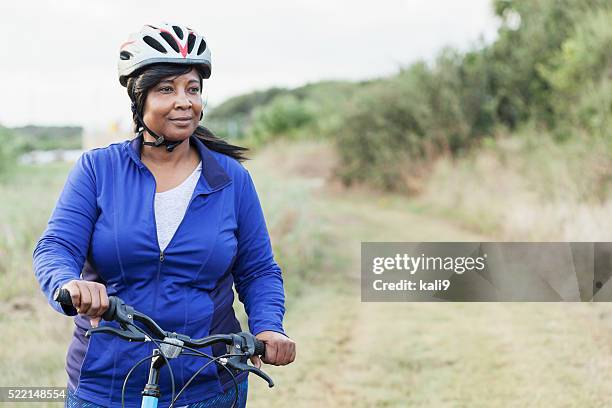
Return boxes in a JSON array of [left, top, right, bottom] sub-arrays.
[[225, 358, 274, 388], [86, 324, 147, 342], [225, 333, 274, 388]]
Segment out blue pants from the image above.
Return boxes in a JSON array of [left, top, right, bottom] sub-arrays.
[[65, 380, 248, 408]]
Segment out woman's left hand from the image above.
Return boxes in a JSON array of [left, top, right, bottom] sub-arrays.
[[250, 331, 296, 367]]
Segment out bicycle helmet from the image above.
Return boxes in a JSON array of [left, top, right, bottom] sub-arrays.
[[118, 23, 211, 152], [118, 22, 211, 87]]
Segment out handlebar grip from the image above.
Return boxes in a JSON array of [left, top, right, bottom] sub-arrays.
[[53, 288, 117, 321], [53, 288, 73, 306], [254, 339, 266, 357]]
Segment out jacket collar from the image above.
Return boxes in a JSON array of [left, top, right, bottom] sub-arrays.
[[124, 133, 232, 194]]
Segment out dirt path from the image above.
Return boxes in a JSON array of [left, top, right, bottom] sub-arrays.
[[246, 140, 612, 408]]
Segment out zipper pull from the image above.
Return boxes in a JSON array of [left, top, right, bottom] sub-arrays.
[[160, 251, 165, 262]]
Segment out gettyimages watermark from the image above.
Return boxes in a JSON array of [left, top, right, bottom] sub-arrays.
[[361, 242, 612, 301]]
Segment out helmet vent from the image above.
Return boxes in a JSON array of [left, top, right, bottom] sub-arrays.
[[143, 36, 167, 53], [187, 33, 196, 53], [172, 26, 184, 40], [197, 40, 207, 55], [120, 51, 132, 60], [160, 31, 180, 53]]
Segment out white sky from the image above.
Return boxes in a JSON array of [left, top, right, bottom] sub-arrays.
[[0, 0, 500, 129]]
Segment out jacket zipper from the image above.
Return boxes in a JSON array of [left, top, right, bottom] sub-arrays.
[[146, 169, 163, 313], [146, 167, 200, 311]]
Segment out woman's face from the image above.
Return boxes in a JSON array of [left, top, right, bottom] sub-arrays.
[[142, 68, 203, 141]]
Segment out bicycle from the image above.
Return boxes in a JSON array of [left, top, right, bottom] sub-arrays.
[[54, 288, 274, 408]]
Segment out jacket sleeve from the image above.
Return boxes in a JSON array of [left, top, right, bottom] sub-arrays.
[[32, 152, 99, 315], [231, 169, 287, 336]]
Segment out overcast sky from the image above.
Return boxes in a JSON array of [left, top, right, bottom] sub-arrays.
[[0, 0, 500, 129]]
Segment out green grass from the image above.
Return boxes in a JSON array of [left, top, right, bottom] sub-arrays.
[[0, 163, 71, 302], [0, 163, 73, 408], [3, 140, 612, 407]]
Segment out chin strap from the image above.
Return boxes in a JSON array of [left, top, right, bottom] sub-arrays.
[[142, 135, 184, 153], [132, 101, 185, 153]]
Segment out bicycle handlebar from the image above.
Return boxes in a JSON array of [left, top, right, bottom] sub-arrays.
[[53, 288, 269, 377], [54, 287, 274, 408]]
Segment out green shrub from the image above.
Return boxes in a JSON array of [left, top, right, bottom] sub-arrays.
[[248, 95, 315, 144], [538, 8, 612, 137], [334, 52, 491, 192]]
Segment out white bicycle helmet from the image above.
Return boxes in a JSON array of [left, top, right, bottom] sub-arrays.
[[118, 23, 212, 87]]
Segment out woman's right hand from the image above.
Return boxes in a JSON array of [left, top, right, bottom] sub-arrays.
[[61, 280, 109, 328]]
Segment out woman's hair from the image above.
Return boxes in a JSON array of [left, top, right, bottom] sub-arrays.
[[126, 63, 249, 162]]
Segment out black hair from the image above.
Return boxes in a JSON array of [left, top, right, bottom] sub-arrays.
[[126, 63, 249, 162]]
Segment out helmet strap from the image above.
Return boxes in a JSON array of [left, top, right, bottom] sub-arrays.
[[132, 101, 184, 153]]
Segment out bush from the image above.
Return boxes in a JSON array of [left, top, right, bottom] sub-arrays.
[[206, 87, 289, 139], [490, 0, 611, 127], [334, 52, 493, 192], [333, 0, 612, 191], [248, 95, 315, 144], [207, 80, 361, 143], [538, 8, 612, 137]]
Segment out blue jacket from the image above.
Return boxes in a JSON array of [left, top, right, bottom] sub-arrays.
[[33, 134, 286, 407]]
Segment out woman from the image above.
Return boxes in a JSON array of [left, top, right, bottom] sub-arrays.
[[33, 22, 295, 407]]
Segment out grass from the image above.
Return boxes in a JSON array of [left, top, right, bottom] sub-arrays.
[[0, 163, 74, 407], [0, 163, 72, 301], [419, 129, 612, 241], [246, 139, 612, 407], [3, 139, 612, 407]]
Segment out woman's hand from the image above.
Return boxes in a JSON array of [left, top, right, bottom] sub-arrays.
[[61, 280, 109, 328], [250, 331, 296, 367]]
